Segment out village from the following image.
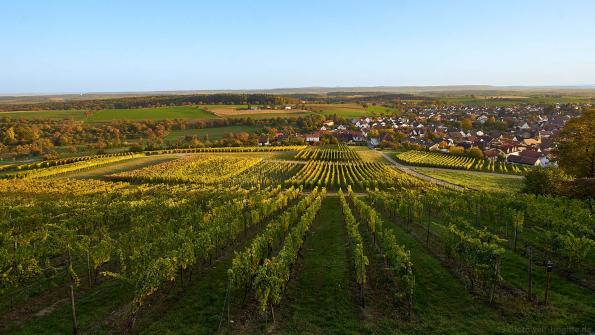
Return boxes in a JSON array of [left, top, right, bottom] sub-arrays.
[[296, 103, 587, 168]]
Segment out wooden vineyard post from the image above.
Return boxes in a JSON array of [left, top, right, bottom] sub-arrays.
[[70, 284, 78, 335], [527, 246, 532, 301], [544, 261, 553, 305], [426, 203, 431, 247]]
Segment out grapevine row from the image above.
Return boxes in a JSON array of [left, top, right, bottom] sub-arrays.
[[228, 186, 320, 293], [295, 144, 361, 161], [1, 153, 144, 179], [252, 188, 326, 314], [348, 187, 415, 311], [396, 150, 528, 175], [338, 188, 369, 307]]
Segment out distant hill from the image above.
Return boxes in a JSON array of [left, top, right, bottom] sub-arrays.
[[1, 85, 593, 105]]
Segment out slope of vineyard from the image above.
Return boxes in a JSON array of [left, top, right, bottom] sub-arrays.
[[0, 153, 144, 179], [396, 150, 529, 175], [287, 160, 425, 190], [111, 155, 302, 187], [1, 146, 593, 334], [146, 145, 306, 155], [295, 144, 361, 161]]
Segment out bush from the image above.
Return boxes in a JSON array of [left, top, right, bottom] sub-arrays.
[[468, 147, 484, 159], [449, 146, 465, 155], [523, 167, 569, 196], [560, 178, 595, 200]]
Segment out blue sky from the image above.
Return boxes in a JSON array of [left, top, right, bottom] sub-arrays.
[[1, 0, 594, 93]]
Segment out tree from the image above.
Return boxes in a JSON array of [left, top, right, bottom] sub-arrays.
[[468, 147, 484, 159], [460, 118, 473, 131], [523, 167, 569, 196], [555, 109, 595, 178], [2, 127, 17, 144], [449, 146, 465, 155], [368, 129, 380, 138]]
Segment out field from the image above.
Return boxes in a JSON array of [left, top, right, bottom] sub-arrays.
[[0, 105, 319, 122], [1, 145, 593, 334], [306, 103, 402, 117], [0, 106, 218, 121], [443, 95, 594, 106], [0, 102, 419, 123]]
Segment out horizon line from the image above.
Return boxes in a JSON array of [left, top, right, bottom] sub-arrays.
[[1, 84, 595, 97]]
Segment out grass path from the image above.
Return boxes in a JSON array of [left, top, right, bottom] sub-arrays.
[[371, 205, 516, 334], [8, 280, 133, 334], [273, 197, 363, 334], [412, 167, 523, 193], [136, 255, 232, 335]]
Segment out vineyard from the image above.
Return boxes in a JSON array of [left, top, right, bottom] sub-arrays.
[[0, 153, 145, 179], [286, 160, 423, 190], [396, 150, 530, 175], [294, 144, 361, 161], [0, 146, 593, 334]]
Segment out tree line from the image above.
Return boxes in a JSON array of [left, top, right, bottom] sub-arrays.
[[0, 115, 323, 159], [0, 94, 299, 112]]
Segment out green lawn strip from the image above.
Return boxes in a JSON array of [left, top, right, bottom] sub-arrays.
[[135, 258, 231, 335], [10, 280, 133, 335], [370, 203, 509, 334], [355, 211, 406, 333], [412, 168, 522, 193], [274, 197, 364, 334]]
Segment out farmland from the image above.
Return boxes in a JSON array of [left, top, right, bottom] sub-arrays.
[[0, 144, 593, 335], [0, 106, 218, 121], [305, 103, 403, 117], [0, 103, 401, 123]]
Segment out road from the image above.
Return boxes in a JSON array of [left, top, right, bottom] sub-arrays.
[[379, 152, 465, 191]]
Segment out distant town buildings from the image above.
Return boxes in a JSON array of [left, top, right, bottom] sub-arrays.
[[295, 103, 581, 167]]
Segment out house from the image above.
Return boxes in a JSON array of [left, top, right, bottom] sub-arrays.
[[483, 148, 500, 161], [335, 130, 365, 143], [304, 132, 322, 143], [351, 131, 365, 142], [507, 150, 549, 167], [258, 136, 270, 146]]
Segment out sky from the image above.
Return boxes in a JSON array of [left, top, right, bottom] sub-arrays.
[[1, 0, 595, 94]]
